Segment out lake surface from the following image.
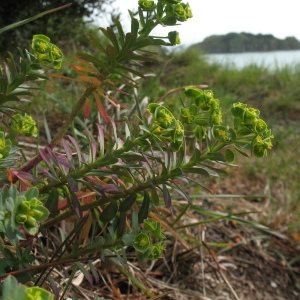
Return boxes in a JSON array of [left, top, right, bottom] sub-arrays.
[[207, 50, 300, 69]]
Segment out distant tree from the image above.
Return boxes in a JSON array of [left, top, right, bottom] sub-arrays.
[[192, 32, 300, 53], [0, 0, 116, 55]]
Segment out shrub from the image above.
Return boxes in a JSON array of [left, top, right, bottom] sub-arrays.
[[0, 1, 273, 297]]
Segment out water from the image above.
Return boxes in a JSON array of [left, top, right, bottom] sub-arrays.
[[207, 50, 300, 69]]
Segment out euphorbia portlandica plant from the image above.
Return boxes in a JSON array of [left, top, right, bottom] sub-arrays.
[[0, 0, 273, 297]]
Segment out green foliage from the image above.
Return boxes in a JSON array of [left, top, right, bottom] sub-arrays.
[[1, 275, 54, 300], [0, 0, 115, 56], [31, 35, 63, 69], [0, 186, 49, 245], [10, 114, 38, 137], [0, 0, 275, 297]]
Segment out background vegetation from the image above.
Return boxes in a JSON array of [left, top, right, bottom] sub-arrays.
[[192, 32, 300, 53], [0, 0, 116, 56]]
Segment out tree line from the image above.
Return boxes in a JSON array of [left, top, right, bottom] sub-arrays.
[[192, 32, 300, 53]]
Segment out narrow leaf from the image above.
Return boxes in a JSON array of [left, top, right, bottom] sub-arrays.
[[107, 27, 120, 53], [207, 152, 226, 162], [138, 191, 150, 223], [123, 33, 137, 49], [94, 92, 110, 124], [74, 262, 93, 285], [76, 52, 107, 68], [62, 139, 73, 162], [88, 260, 99, 284], [114, 18, 125, 45], [117, 48, 133, 62], [99, 200, 118, 223], [96, 123, 105, 157], [182, 167, 210, 176], [81, 211, 93, 246], [162, 184, 172, 208], [70, 190, 82, 218], [83, 97, 90, 118], [87, 32, 107, 54], [106, 44, 117, 68], [67, 177, 78, 192], [225, 148, 235, 162], [102, 183, 121, 194], [45, 188, 59, 218], [130, 16, 139, 36], [0, 4, 72, 34], [119, 193, 137, 212], [67, 135, 82, 167]]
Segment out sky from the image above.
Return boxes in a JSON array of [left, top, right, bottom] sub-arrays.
[[96, 0, 300, 47]]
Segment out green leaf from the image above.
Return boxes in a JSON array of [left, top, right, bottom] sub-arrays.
[[2, 275, 26, 300], [5, 197, 14, 213], [116, 65, 146, 79], [119, 193, 137, 212], [130, 16, 140, 36], [97, 152, 118, 168], [150, 188, 160, 206], [106, 27, 120, 53], [87, 32, 107, 54], [5, 58, 17, 83], [74, 262, 93, 285], [117, 151, 146, 162], [99, 200, 118, 223], [225, 148, 235, 162], [131, 37, 154, 50], [150, 222, 165, 239], [182, 166, 210, 176], [117, 48, 134, 62], [116, 211, 127, 237], [0, 4, 71, 34], [150, 38, 171, 47], [123, 33, 137, 49], [114, 18, 125, 46], [123, 232, 135, 246], [0, 78, 8, 94], [106, 44, 118, 68], [138, 191, 150, 223], [199, 163, 228, 176], [144, 218, 157, 231], [131, 53, 158, 63], [207, 152, 226, 162], [234, 145, 249, 157], [70, 190, 82, 218], [23, 187, 39, 200], [162, 184, 171, 208], [76, 52, 107, 69], [138, 20, 155, 36]]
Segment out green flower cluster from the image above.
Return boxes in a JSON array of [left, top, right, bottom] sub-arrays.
[[0, 186, 49, 246], [182, 87, 222, 126], [148, 103, 184, 151], [11, 113, 38, 137], [138, 0, 156, 11], [160, 1, 193, 23], [231, 103, 273, 157], [138, 1, 193, 45], [130, 218, 166, 260], [31, 34, 63, 69], [0, 131, 12, 159], [15, 195, 49, 235]]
